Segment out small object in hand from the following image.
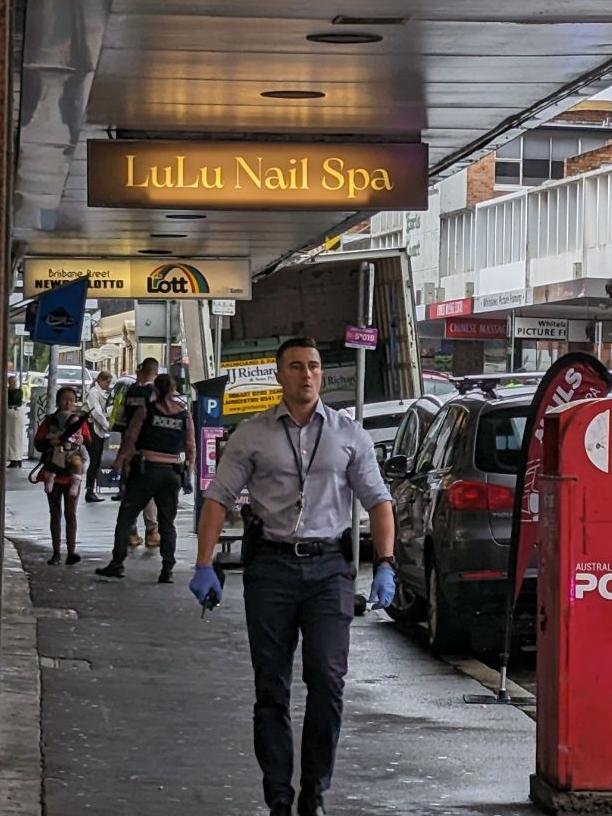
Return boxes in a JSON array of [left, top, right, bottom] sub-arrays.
[[200, 588, 220, 619]]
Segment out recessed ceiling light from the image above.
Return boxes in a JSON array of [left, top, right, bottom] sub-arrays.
[[261, 90, 325, 100], [332, 15, 406, 25], [165, 213, 207, 220], [138, 249, 173, 255], [307, 32, 382, 44], [150, 233, 187, 239]]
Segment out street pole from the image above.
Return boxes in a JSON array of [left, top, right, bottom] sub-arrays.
[[81, 341, 86, 401], [509, 311, 515, 372], [18, 336, 24, 387], [351, 262, 375, 571], [47, 344, 59, 408], [595, 320, 603, 361], [165, 301, 172, 373], [213, 314, 222, 376]]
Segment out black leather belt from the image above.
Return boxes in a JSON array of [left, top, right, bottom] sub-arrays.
[[256, 539, 342, 558]]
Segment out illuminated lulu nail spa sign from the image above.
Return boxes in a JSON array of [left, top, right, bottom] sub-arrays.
[[87, 141, 428, 210]]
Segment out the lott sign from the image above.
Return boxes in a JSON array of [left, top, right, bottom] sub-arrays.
[[23, 258, 251, 300], [88, 140, 429, 211], [445, 318, 507, 340]]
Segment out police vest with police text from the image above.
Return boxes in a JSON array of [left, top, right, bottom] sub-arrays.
[[137, 403, 188, 455]]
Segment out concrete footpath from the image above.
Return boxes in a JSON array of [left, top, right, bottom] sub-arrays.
[[2, 466, 537, 816]]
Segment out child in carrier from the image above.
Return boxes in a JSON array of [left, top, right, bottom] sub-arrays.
[[33, 386, 93, 567], [41, 408, 89, 496]]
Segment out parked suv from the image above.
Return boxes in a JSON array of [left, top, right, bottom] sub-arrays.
[[44, 364, 93, 398], [383, 382, 537, 653]]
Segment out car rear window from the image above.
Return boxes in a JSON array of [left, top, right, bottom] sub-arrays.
[[475, 407, 529, 474], [363, 413, 405, 431], [59, 367, 82, 380]]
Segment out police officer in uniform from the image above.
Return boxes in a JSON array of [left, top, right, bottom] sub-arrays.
[[96, 374, 195, 583], [190, 337, 396, 816]]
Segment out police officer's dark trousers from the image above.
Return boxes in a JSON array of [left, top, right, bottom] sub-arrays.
[[243, 550, 354, 810], [111, 462, 181, 568]]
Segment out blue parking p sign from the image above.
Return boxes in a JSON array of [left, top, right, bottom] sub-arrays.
[[205, 397, 221, 419]]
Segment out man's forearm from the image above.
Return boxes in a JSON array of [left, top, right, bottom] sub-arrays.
[[196, 499, 228, 566], [368, 500, 395, 560]]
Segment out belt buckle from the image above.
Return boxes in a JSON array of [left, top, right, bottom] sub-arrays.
[[293, 541, 310, 558]]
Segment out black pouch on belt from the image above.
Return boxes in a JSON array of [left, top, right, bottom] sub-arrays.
[[241, 504, 264, 566], [339, 528, 353, 563]]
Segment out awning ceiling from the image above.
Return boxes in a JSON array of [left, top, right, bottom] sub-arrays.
[[12, 1, 612, 278]]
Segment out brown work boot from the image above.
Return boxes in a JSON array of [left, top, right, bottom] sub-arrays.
[[128, 532, 143, 548], [145, 529, 161, 548]]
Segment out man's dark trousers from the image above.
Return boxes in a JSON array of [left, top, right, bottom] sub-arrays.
[[85, 433, 105, 492], [243, 551, 355, 810], [111, 463, 180, 569]]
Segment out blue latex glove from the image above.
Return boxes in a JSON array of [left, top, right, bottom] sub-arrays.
[[189, 565, 223, 605], [368, 564, 396, 608]]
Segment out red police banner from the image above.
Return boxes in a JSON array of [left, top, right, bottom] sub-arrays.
[[509, 353, 610, 603]]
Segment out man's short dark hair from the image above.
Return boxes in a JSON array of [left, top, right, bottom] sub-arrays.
[[140, 357, 159, 377], [276, 337, 318, 366]]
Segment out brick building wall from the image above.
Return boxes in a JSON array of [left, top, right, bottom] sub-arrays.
[[231, 264, 359, 342], [564, 143, 612, 177], [555, 108, 612, 128], [466, 152, 501, 208]]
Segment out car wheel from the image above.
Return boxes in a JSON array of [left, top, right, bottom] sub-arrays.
[[426, 560, 469, 654], [384, 581, 425, 623]]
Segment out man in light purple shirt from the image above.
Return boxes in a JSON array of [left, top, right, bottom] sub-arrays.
[[190, 337, 396, 816]]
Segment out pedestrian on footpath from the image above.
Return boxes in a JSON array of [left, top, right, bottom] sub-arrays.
[[113, 357, 161, 548], [96, 374, 195, 584], [34, 386, 92, 566], [6, 375, 24, 467], [189, 337, 397, 816], [84, 370, 112, 502]]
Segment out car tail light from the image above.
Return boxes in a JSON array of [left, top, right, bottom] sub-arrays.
[[448, 480, 514, 512], [486, 483, 515, 512]]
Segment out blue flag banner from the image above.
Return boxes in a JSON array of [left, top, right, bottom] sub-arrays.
[[31, 276, 88, 346]]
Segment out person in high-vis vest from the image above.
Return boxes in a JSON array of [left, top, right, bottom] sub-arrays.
[[113, 357, 161, 549], [95, 374, 195, 583]]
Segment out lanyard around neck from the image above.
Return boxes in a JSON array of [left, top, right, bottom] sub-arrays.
[[281, 414, 324, 495]]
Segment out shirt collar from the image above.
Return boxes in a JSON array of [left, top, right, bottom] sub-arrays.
[[275, 398, 325, 425]]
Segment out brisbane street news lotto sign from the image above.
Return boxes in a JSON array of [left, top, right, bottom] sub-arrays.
[[87, 141, 429, 210], [23, 258, 251, 300]]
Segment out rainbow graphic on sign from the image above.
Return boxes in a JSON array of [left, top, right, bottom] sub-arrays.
[[146, 263, 210, 295]]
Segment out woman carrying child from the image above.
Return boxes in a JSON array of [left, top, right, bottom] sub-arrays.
[[34, 386, 92, 565]]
